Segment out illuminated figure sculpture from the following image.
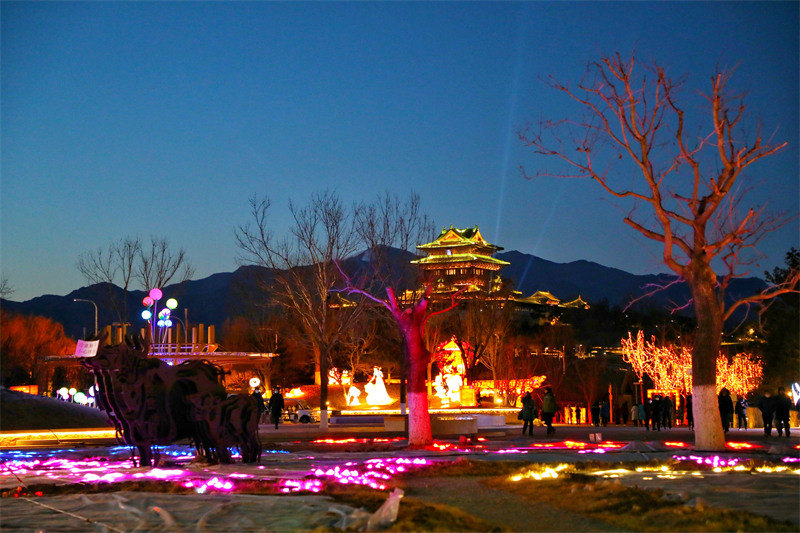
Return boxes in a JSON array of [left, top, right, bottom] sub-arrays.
[[444, 369, 463, 404], [365, 367, 393, 405], [433, 374, 449, 407], [347, 385, 362, 406]]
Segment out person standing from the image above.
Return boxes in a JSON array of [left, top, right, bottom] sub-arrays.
[[541, 387, 557, 436], [590, 401, 601, 427], [650, 395, 662, 432], [758, 390, 776, 436], [662, 396, 674, 429], [718, 388, 734, 433], [637, 402, 646, 430], [520, 391, 535, 436], [686, 395, 694, 430], [631, 403, 639, 427], [600, 400, 610, 426], [268, 387, 284, 430], [735, 396, 748, 429], [775, 387, 793, 437]]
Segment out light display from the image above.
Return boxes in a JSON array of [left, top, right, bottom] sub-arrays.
[[0, 446, 433, 495], [364, 367, 393, 405], [621, 331, 763, 395], [432, 337, 468, 407]]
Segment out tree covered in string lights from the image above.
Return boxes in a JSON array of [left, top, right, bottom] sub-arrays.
[[622, 331, 763, 397]]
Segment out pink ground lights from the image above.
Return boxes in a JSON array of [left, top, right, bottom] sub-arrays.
[[0, 446, 435, 496]]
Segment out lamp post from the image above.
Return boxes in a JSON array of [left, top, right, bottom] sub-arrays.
[[73, 298, 98, 336], [169, 315, 189, 345]]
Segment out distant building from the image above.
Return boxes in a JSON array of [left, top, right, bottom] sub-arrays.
[[411, 225, 509, 296], [515, 291, 590, 309], [410, 224, 590, 315]]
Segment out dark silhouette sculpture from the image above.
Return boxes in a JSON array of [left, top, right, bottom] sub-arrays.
[[80, 334, 261, 466]]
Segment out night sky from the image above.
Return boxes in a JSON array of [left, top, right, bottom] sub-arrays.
[[2, 2, 798, 301]]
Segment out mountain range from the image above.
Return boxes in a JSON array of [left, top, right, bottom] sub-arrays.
[[1, 248, 766, 340]]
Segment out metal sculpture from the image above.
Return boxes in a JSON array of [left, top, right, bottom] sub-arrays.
[[80, 334, 261, 466]]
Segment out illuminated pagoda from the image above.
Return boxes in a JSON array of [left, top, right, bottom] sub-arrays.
[[412, 225, 509, 295]]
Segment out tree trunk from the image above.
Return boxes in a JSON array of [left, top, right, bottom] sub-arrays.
[[689, 266, 725, 451], [402, 325, 432, 446], [400, 339, 408, 416], [318, 344, 329, 429]]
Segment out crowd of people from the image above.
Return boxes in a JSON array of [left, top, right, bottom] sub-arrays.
[[628, 394, 685, 430], [519, 387, 797, 436], [255, 383, 795, 437]]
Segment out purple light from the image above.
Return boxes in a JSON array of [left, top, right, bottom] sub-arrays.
[[0, 447, 437, 496], [149, 288, 163, 301]]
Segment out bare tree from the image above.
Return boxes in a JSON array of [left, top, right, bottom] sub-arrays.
[[0, 278, 13, 299], [452, 292, 516, 384], [340, 283, 463, 446], [77, 236, 193, 324], [136, 236, 194, 291], [354, 191, 434, 264], [235, 191, 364, 428], [520, 53, 798, 450], [77, 236, 141, 323]]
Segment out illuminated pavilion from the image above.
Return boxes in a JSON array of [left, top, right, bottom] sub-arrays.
[[411, 225, 510, 296]]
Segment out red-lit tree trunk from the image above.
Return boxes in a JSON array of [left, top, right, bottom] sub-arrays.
[[393, 296, 434, 446]]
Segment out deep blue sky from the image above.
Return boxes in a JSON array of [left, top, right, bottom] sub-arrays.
[[2, 2, 798, 301]]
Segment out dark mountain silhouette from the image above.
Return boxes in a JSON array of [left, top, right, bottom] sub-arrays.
[[496, 250, 766, 319], [1, 248, 766, 339]]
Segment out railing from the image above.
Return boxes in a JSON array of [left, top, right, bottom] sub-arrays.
[[150, 343, 218, 355]]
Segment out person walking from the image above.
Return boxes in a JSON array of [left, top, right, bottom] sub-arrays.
[[718, 388, 734, 433], [758, 390, 776, 436], [520, 391, 535, 436], [735, 396, 748, 429], [541, 387, 557, 436], [268, 387, 284, 430], [631, 403, 639, 427], [775, 387, 793, 437], [252, 387, 267, 424]]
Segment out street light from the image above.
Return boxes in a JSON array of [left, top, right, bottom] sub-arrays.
[[73, 298, 98, 336]]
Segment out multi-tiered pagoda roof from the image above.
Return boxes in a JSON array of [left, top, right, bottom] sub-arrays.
[[412, 226, 509, 294]]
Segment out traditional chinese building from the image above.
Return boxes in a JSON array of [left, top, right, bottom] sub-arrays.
[[411, 226, 510, 295]]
